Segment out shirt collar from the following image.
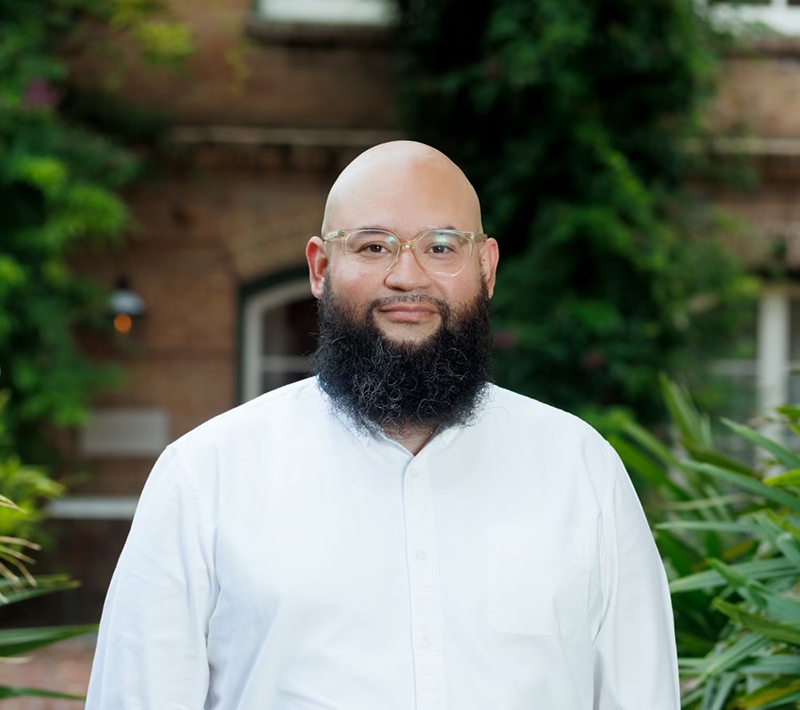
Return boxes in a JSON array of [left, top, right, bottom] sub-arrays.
[[312, 376, 490, 456]]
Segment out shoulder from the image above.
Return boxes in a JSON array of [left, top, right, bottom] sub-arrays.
[[483, 383, 608, 447], [169, 377, 325, 465], [479, 384, 619, 494]]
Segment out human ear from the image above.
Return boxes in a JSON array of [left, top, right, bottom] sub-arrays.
[[480, 238, 499, 298], [306, 236, 328, 299]]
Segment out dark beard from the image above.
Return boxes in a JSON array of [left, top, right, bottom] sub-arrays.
[[311, 280, 494, 438]]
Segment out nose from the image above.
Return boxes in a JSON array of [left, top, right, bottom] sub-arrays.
[[384, 243, 432, 291]]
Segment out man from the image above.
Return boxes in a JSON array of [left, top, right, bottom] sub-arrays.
[[86, 141, 680, 709]]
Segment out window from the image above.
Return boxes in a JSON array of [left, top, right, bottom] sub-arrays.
[[707, 299, 759, 459], [708, 0, 800, 35], [714, 285, 800, 448], [701, 284, 800, 459], [256, 0, 396, 26], [241, 278, 319, 402]]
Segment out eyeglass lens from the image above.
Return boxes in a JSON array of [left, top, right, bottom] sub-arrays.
[[343, 230, 472, 276]]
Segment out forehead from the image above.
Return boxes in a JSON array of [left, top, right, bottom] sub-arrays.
[[324, 153, 481, 233]]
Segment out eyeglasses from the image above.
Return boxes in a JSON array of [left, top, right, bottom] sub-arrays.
[[322, 228, 488, 277]]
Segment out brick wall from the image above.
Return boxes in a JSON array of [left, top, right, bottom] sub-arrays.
[[69, 0, 397, 128]]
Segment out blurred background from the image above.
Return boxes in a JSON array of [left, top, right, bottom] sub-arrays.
[[4, 0, 800, 706]]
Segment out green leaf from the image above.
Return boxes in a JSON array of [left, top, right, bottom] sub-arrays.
[[738, 678, 800, 709], [9, 156, 67, 197], [671, 558, 796, 593], [660, 374, 713, 449], [0, 574, 79, 605], [0, 495, 23, 511], [708, 558, 800, 623], [688, 632, 770, 683], [684, 462, 800, 513], [721, 418, 800, 469], [617, 416, 682, 470], [776, 405, 800, 423], [739, 655, 800, 674], [664, 494, 748, 512], [0, 624, 97, 657], [656, 520, 760, 535], [702, 672, 737, 710], [655, 528, 704, 578], [713, 599, 800, 646], [684, 441, 755, 477], [750, 511, 800, 568], [764, 469, 800, 488], [0, 686, 85, 700]]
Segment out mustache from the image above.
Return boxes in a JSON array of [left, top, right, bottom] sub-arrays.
[[368, 294, 447, 311]]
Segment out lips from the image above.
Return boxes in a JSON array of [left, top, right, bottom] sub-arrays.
[[378, 303, 439, 322], [380, 304, 438, 314]]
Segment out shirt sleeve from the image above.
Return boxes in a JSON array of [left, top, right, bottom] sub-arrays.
[[85, 444, 217, 710], [592, 442, 680, 710]]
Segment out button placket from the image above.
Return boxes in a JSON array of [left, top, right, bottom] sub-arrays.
[[403, 458, 448, 709]]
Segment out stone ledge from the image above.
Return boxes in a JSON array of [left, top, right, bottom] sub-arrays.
[[170, 125, 404, 148], [724, 35, 800, 58]]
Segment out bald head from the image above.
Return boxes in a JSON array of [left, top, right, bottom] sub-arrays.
[[321, 140, 483, 236], [306, 138, 499, 309]]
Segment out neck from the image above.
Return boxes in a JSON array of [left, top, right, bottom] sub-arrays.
[[384, 422, 439, 456]]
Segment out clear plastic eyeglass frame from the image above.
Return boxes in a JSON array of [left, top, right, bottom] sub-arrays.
[[322, 228, 488, 277]]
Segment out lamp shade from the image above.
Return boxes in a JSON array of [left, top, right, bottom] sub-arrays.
[[109, 277, 146, 317]]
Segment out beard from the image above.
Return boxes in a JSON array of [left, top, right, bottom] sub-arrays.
[[311, 278, 494, 438]]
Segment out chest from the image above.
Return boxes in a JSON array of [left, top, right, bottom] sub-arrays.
[[208, 441, 604, 644]]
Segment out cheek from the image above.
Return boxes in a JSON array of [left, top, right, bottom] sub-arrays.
[[327, 268, 382, 307], [442, 270, 484, 307]]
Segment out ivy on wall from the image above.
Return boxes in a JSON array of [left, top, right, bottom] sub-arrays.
[[395, 0, 753, 423], [0, 0, 190, 529]]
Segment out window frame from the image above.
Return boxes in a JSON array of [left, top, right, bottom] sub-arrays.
[[240, 276, 316, 403], [708, 0, 800, 35], [254, 0, 396, 27]]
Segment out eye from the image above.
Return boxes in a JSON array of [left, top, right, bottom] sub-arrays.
[[421, 233, 463, 257], [429, 243, 455, 254], [361, 243, 390, 254]]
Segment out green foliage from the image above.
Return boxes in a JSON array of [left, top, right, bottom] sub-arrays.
[[0, 0, 187, 472], [395, 0, 751, 421], [0, 16, 179, 702], [0, 1, 137, 465], [612, 378, 800, 709], [0, 492, 92, 702], [0, 395, 93, 702], [0, 4, 178, 701], [0, 393, 63, 541]]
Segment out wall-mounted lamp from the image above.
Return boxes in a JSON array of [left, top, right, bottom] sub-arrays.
[[109, 277, 146, 334]]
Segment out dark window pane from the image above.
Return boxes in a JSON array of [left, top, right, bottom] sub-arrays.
[[261, 370, 311, 393], [261, 296, 318, 356], [286, 297, 319, 355], [790, 298, 800, 361]]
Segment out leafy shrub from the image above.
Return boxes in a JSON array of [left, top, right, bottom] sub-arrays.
[[611, 378, 800, 709]]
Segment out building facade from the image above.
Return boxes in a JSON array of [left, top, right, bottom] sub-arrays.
[[41, 0, 800, 621]]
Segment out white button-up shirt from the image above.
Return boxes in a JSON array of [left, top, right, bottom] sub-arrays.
[[86, 378, 679, 710]]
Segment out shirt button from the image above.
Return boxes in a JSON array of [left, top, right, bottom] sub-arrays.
[[416, 549, 427, 561], [410, 468, 421, 478], [421, 636, 432, 649]]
